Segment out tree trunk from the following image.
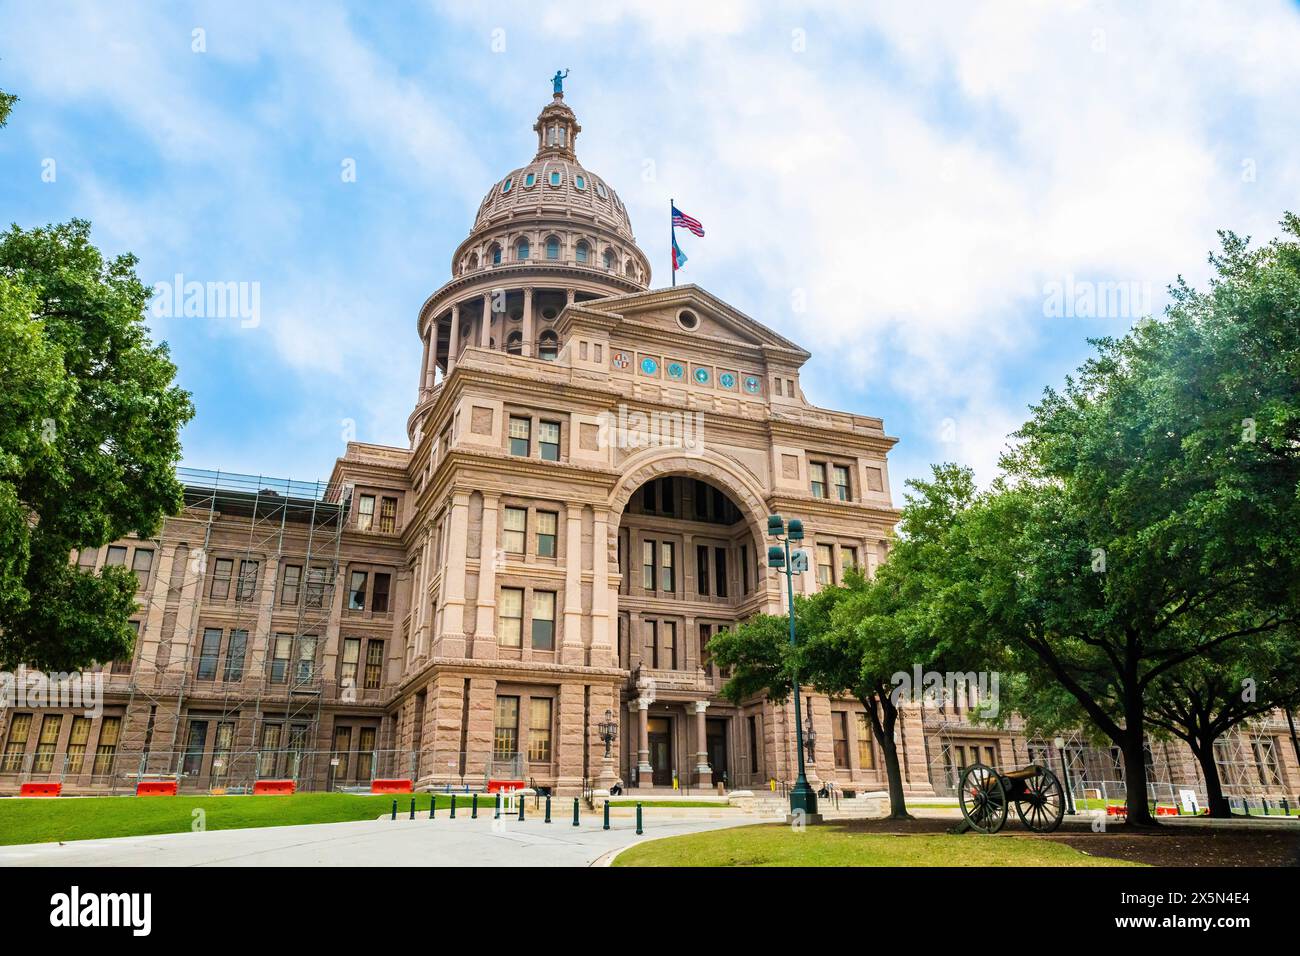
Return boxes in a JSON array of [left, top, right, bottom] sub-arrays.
[[865, 694, 911, 819], [1190, 741, 1232, 818]]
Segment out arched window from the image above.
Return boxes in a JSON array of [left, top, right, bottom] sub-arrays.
[[524, 172, 536, 187], [546, 236, 560, 260], [469, 252, 479, 271], [575, 175, 586, 191], [575, 240, 590, 264], [506, 331, 523, 356], [549, 170, 561, 187], [515, 237, 530, 261], [538, 330, 559, 361], [489, 243, 502, 265], [603, 248, 616, 270]]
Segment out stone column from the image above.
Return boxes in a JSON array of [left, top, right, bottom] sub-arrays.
[[566, 288, 575, 306], [637, 696, 653, 782], [418, 335, 430, 399], [448, 305, 460, 370], [424, 323, 437, 392], [480, 293, 492, 348], [694, 700, 712, 787], [589, 510, 613, 666], [473, 493, 499, 660], [560, 509, 584, 665], [522, 286, 534, 358], [439, 492, 471, 658]]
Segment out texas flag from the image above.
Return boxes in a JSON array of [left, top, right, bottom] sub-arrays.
[[672, 234, 688, 271]]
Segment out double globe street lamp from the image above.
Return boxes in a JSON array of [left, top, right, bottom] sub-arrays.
[[767, 514, 818, 818]]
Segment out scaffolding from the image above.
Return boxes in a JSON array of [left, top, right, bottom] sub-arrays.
[[115, 468, 351, 791]]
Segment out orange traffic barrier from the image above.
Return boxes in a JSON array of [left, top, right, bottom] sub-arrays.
[[487, 779, 526, 794], [253, 779, 296, 795], [1155, 805, 1179, 816], [1105, 804, 1128, 817], [136, 780, 178, 796], [370, 779, 413, 794], [19, 782, 62, 797]]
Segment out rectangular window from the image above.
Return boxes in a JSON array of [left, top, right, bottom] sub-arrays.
[[341, 638, 361, 688], [810, 462, 827, 498], [536, 511, 557, 558], [364, 640, 384, 690], [1253, 739, 1282, 787], [843, 547, 859, 573], [305, 566, 327, 608], [1, 714, 31, 771], [333, 726, 352, 780], [235, 560, 259, 601], [856, 713, 875, 769], [509, 416, 531, 456], [33, 714, 62, 773], [280, 564, 302, 606], [714, 547, 728, 598], [197, 627, 221, 680], [259, 723, 282, 777], [539, 421, 560, 461], [833, 712, 850, 768], [379, 496, 398, 533], [642, 539, 656, 591], [372, 572, 391, 613], [699, 624, 713, 678], [297, 635, 318, 683], [663, 621, 677, 670], [357, 727, 376, 780], [223, 629, 247, 681], [348, 570, 368, 610], [66, 716, 92, 774], [503, 507, 527, 553], [92, 717, 120, 775], [661, 541, 675, 593], [212, 721, 234, 780], [528, 698, 553, 763], [494, 696, 520, 760], [270, 633, 292, 683], [77, 547, 98, 569], [131, 548, 154, 589], [183, 720, 208, 776], [357, 494, 375, 531], [696, 545, 710, 597], [106, 545, 128, 566], [499, 588, 524, 647], [817, 544, 834, 586], [645, 620, 659, 669], [531, 591, 556, 650], [210, 558, 233, 600], [833, 465, 851, 501]]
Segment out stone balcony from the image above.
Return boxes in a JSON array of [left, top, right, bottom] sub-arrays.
[[633, 664, 714, 698]]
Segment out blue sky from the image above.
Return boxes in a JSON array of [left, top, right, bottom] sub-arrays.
[[3, 1, 1299, 495]]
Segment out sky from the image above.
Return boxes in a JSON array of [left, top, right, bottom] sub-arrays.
[[2, 0, 1299, 497]]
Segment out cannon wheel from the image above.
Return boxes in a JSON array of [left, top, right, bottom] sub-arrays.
[[959, 763, 1008, 834], [1014, 765, 1066, 833]]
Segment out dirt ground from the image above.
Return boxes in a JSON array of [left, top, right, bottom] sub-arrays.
[[834, 816, 1300, 866]]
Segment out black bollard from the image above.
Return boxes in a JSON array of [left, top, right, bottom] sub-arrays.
[[429, 794, 436, 819], [545, 794, 551, 823], [572, 797, 580, 827], [495, 792, 502, 819], [450, 794, 457, 818], [472, 793, 478, 819], [636, 802, 643, 835], [390, 799, 397, 821], [409, 797, 415, 820], [518, 793, 525, 821], [603, 800, 610, 831]]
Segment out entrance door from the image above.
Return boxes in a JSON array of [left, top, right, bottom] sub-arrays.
[[706, 718, 729, 787], [648, 717, 672, 787]]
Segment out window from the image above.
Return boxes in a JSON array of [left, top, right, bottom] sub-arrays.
[[223, 629, 247, 681], [506, 331, 523, 355], [348, 570, 368, 610], [855, 713, 875, 769], [817, 544, 834, 586], [1253, 739, 1282, 787], [280, 564, 302, 606], [536, 511, 557, 557], [258, 724, 282, 777], [699, 624, 713, 678], [749, 716, 760, 774], [210, 558, 234, 599], [663, 621, 677, 669], [515, 237, 530, 260], [372, 573, 391, 613], [77, 546, 98, 569], [528, 698, 553, 762], [642, 539, 656, 591], [490, 243, 502, 265], [833, 465, 851, 501], [66, 717, 91, 773], [810, 462, 827, 498], [270, 633, 292, 683], [696, 545, 710, 597], [660, 542, 675, 593], [297, 635, 319, 683], [235, 560, 259, 601], [499, 588, 524, 647], [379, 497, 397, 533], [131, 548, 154, 589], [494, 696, 520, 759], [532, 591, 556, 650], [197, 627, 221, 680], [93, 717, 120, 775], [833, 712, 850, 768], [538, 331, 559, 361], [341, 638, 361, 688], [183, 720, 208, 776], [603, 248, 615, 270], [575, 175, 586, 190], [212, 721, 234, 780], [357, 727, 376, 780], [501, 177, 512, 193], [740, 545, 750, 594], [843, 547, 859, 573], [364, 640, 384, 690], [357, 494, 375, 531], [333, 726, 352, 779], [305, 566, 327, 608], [33, 715, 62, 773], [503, 507, 527, 553], [509, 416, 531, 456], [539, 420, 560, 458], [545, 236, 560, 260], [2, 714, 31, 771], [714, 547, 729, 598], [576, 240, 589, 263], [549, 170, 561, 186], [644, 620, 659, 668], [524, 172, 536, 187], [106, 545, 128, 566]]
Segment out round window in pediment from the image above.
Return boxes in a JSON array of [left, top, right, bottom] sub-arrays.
[[676, 309, 700, 332]]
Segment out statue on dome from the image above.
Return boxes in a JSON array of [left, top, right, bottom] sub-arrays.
[[552, 69, 569, 95]]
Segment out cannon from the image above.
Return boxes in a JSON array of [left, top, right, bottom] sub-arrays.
[[957, 763, 1065, 834]]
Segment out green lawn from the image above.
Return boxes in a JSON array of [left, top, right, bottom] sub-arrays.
[[0, 792, 506, 846], [613, 823, 1143, 867]]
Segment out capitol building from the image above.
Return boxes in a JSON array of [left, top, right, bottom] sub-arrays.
[[2, 86, 1293, 808]]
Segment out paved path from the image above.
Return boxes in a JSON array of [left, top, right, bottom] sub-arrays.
[[0, 813, 750, 867]]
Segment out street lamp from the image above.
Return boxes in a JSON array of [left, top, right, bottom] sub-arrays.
[[804, 706, 818, 764], [597, 709, 618, 759], [767, 513, 818, 817]]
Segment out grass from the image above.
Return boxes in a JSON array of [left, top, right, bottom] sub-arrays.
[[612, 823, 1144, 867], [0, 792, 508, 846]]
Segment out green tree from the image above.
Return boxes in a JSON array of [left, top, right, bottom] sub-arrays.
[[0, 219, 194, 670], [0, 86, 16, 128]]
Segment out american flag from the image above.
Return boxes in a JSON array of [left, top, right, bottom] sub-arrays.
[[672, 205, 705, 237]]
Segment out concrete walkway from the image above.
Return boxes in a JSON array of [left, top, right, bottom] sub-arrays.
[[0, 813, 750, 867]]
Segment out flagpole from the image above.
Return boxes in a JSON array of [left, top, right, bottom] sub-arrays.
[[670, 197, 676, 288]]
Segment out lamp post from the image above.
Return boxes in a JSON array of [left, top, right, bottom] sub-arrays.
[[597, 708, 618, 788], [804, 707, 818, 765], [767, 514, 817, 817]]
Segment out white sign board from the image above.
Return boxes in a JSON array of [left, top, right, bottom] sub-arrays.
[[1178, 789, 1200, 814]]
